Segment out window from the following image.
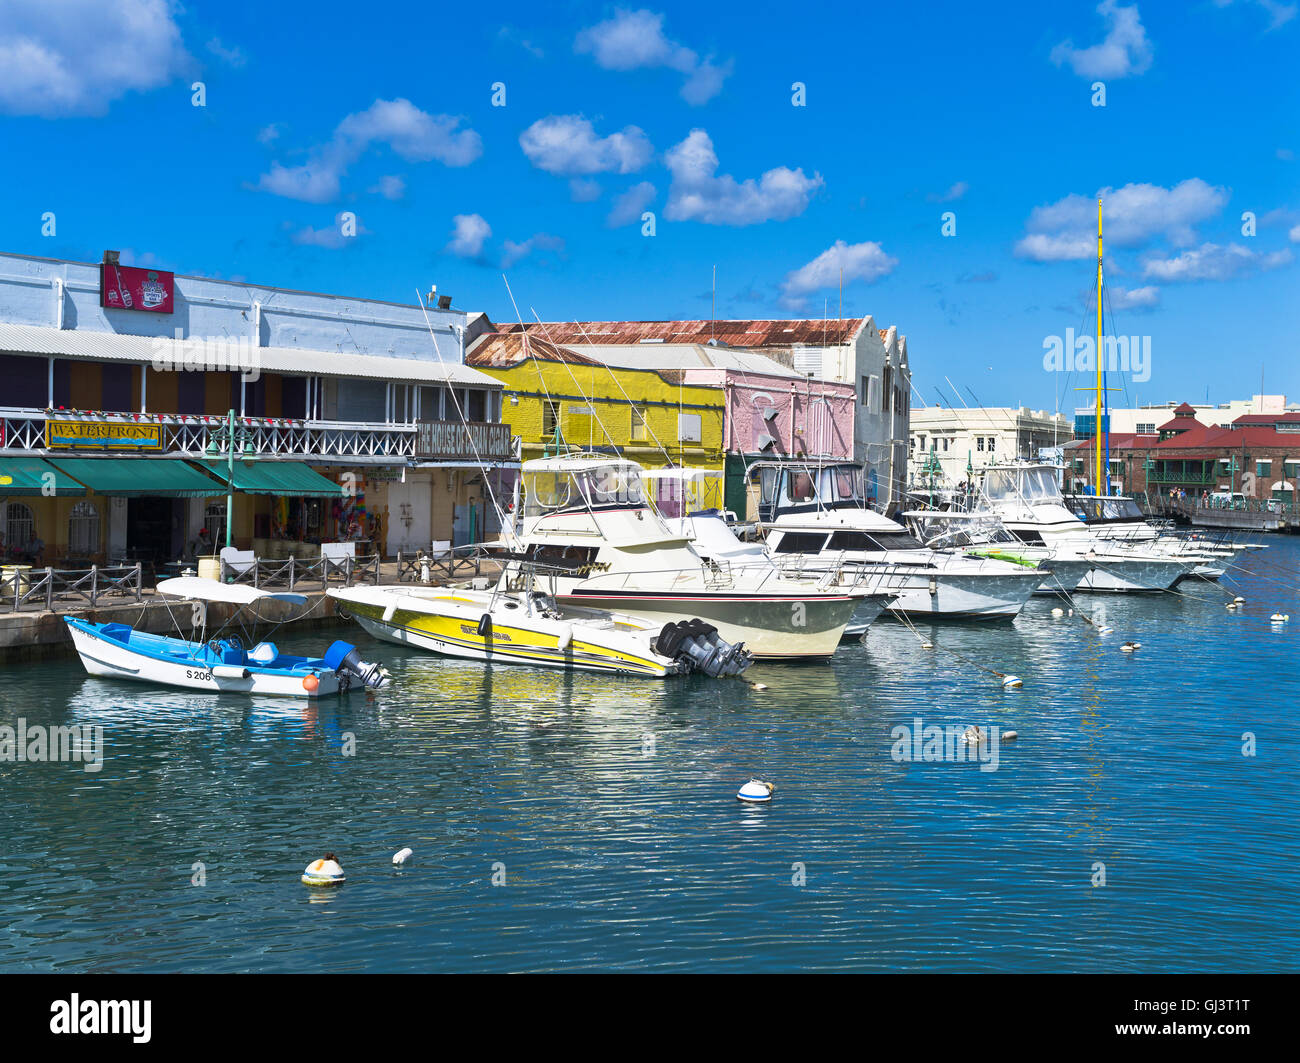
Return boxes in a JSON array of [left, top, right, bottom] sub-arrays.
[[988, 436, 996, 452], [865, 375, 880, 413], [1256, 459, 1272, 477], [466, 389, 486, 422], [4, 502, 35, 557], [333, 378, 387, 422], [942, 437, 950, 452], [631, 406, 649, 441], [68, 501, 100, 556], [917, 435, 925, 452], [542, 400, 560, 439], [977, 437, 985, 452], [677, 412, 701, 443], [860, 376, 870, 405], [1137, 422, 1156, 434], [1285, 460, 1300, 478]]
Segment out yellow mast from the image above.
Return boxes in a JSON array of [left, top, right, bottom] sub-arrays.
[[1095, 197, 1103, 494]]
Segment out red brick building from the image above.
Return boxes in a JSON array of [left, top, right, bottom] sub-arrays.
[[1067, 404, 1300, 502]]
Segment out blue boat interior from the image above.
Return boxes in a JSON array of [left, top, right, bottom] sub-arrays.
[[68, 618, 327, 674]]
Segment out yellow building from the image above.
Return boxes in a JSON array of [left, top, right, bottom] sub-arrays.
[[466, 333, 725, 470]]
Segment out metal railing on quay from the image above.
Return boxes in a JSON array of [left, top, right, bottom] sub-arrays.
[[0, 563, 144, 613]]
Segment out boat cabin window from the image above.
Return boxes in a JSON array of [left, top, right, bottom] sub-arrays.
[[984, 468, 1063, 503], [772, 532, 830, 553], [826, 530, 923, 551]]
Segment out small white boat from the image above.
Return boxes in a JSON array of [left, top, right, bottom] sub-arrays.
[[65, 577, 389, 698], [330, 580, 752, 679]]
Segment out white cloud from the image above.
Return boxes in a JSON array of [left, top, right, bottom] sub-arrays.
[[1290, 224, 1300, 242], [290, 213, 365, 250], [781, 240, 898, 304], [1015, 178, 1228, 260], [0, 0, 192, 116], [1141, 242, 1293, 281], [664, 130, 823, 226], [370, 175, 405, 200], [1108, 284, 1160, 309], [1213, 0, 1297, 30], [607, 181, 657, 227], [1050, 1, 1153, 79], [927, 181, 969, 203], [569, 178, 602, 202], [258, 98, 481, 203], [502, 233, 565, 268], [447, 214, 491, 259], [257, 123, 282, 146], [575, 8, 733, 105], [519, 115, 652, 177], [206, 37, 246, 68]]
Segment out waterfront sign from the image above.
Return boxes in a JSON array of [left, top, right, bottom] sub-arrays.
[[100, 263, 175, 314], [45, 419, 163, 450]]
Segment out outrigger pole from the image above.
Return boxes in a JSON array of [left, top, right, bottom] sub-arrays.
[[1095, 197, 1104, 496]]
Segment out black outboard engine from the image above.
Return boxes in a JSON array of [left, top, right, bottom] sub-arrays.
[[323, 640, 391, 690], [652, 619, 752, 678]]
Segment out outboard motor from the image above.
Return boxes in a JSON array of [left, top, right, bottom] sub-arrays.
[[323, 640, 391, 690], [652, 619, 752, 678]]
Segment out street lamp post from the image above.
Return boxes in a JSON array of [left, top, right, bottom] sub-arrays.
[[205, 408, 256, 551]]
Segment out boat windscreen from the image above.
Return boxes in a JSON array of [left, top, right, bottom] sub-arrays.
[[522, 463, 646, 517]]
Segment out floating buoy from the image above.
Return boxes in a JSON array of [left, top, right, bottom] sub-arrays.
[[1234, 596, 1246, 603], [392, 847, 413, 865], [1068, 609, 1074, 617], [1270, 613, 1288, 623], [301, 853, 345, 887], [1002, 730, 1019, 741], [752, 682, 769, 691], [1226, 602, 1238, 611], [1051, 607, 1064, 618], [1121, 642, 1137, 653], [1002, 675, 1022, 688], [302, 674, 320, 693], [921, 641, 933, 649], [737, 779, 773, 803], [1097, 626, 1113, 635]]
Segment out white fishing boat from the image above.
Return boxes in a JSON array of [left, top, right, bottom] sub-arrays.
[[643, 465, 897, 638], [330, 574, 751, 678], [978, 463, 1194, 592], [65, 577, 389, 697], [1061, 493, 1240, 580], [498, 455, 871, 659], [749, 460, 1047, 620]]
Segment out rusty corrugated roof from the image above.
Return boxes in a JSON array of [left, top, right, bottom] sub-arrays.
[[498, 317, 869, 348], [465, 331, 604, 368]]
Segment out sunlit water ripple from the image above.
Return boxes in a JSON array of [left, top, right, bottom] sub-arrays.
[[2, 538, 1298, 971]]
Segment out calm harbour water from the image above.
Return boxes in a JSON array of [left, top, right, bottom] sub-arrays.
[[2, 539, 1298, 972]]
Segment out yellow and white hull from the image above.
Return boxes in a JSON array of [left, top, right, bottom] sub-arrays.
[[329, 586, 680, 678]]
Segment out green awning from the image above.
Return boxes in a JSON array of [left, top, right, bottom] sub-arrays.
[[195, 460, 343, 498], [0, 457, 86, 496], [44, 458, 225, 498]]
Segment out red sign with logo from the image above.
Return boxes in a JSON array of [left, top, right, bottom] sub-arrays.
[[100, 263, 174, 314]]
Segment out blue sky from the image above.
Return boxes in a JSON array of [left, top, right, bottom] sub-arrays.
[[1, 0, 1297, 413]]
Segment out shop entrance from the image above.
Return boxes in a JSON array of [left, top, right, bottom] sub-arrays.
[[125, 497, 184, 563]]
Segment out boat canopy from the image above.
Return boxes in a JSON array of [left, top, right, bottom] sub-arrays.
[[521, 457, 647, 518], [156, 577, 307, 606], [642, 467, 725, 518], [982, 465, 1065, 505], [753, 461, 869, 518]]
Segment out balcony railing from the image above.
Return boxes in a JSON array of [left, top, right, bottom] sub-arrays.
[[0, 408, 517, 463]]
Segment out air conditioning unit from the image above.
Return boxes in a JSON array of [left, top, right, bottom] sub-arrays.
[[756, 433, 776, 450], [762, 407, 779, 422]]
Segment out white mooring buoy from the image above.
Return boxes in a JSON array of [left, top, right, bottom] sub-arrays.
[[1051, 607, 1064, 618], [301, 854, 345, 887], [1234, 596, 1246, 604], [392, 847, 413, 865], [1121, 642, 1137, 653], [1002, 675, 1022, 688], [737, 779, 774, 803], [1002, 730, 1019, 741], [1270, 613, 1289, 623]]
